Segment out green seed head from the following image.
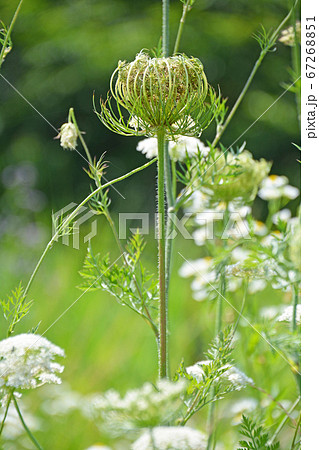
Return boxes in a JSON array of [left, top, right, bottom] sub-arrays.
[[97, 51, 222, 138]]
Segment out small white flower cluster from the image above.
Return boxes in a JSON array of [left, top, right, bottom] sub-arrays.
[[132, 426, 207, 450], [186, 360, 253, 390], [41, 383, 82, 416], [258, 175, 299, 201], [136, 136, 209, 161], [277, 304, 301, 324], [86, 379, 186, 433], [59, 122, 78, 150], [0, 334, 65, 398], [279, 21, 301, 47]]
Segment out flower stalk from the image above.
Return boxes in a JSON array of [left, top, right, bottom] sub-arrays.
[[13, 396, 43, 450], [157, 129, 168, 378]]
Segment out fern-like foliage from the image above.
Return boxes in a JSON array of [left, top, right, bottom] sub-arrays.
[[176, 326, 236, 424], [0, 283, 33, 336], [238, 415, 280, 450], [79, 233, 158, 321]]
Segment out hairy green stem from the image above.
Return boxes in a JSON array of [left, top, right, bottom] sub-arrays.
[[0, 0, 24, 69], [22, 159, 157, 302], [13, 396, 43, 450], [162, 0, 169, 57], [164, 143, 175, 302], [173, 0, 192, 54], [157, 129, 168, 378]]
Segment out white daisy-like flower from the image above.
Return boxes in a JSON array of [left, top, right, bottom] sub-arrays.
[[277, 304, 301, 324], [258, 175, 299, 200], [132, 426, 207, 450], [136, 136, 209, 161], [272, 208, 292, 225], [58, 122, 78, 150], [253, 220, 268, 236], [0, 334, 65, 392]]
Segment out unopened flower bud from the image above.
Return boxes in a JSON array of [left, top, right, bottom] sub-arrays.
[[59, 122, 78, 150]]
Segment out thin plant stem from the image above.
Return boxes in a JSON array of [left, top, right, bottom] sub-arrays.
[[22, 158, 157, 302], [0, 0, 24, 69], [164, 143, 175, 301], [173, 0, 192, 55], [212, 0, 299, 148], [290, 413, 301, 449], [13, 396, 43, 450], [291, 283, 299, 332], [69, 108, 93, 167], [157, 129, 168, 378], [207, 272, 226, 450], [291, 283, 301, 391], [0, 391, 13, 435], [290, 0, 301, 129], [162, 0, 169, 57], [252, 384, 296, 425], [268, 396, 300, 445]]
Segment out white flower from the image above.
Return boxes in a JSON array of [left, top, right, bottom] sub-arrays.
[[186, 360, 211, 381], [229, 398, 258, 425], [279, 22, 301, 47], [253, 220, 268, 236], [222, 364, 253, 390], [260, 306, 282, 320], [258, 175, 299, 200], [178, 257, 212, 278], [86, 380, 186, 434], [132, 426, 207, 450], [41, 383, 82, 415], [272, 208, 292, 225], [59, 122, 78, 150], [277, 305, 301, 324], [248, 279, 267, 294], [136, 136, 209, 161], [0, 334, 65, 392], [186, 361, 252, 390]]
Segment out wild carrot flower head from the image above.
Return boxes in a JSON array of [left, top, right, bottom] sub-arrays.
[[0, 334, 65, 396], [132, 426, 208, 450], [197, 149, 271, 202], [97, 51, 223, 138]]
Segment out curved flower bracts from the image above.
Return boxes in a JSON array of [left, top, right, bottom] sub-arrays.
[[96, 51, 225, 138]]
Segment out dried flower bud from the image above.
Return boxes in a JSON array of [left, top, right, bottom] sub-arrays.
[[59, 122, 78, 150]]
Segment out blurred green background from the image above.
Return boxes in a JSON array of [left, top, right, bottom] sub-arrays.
[[0, 0, 300, 448]]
